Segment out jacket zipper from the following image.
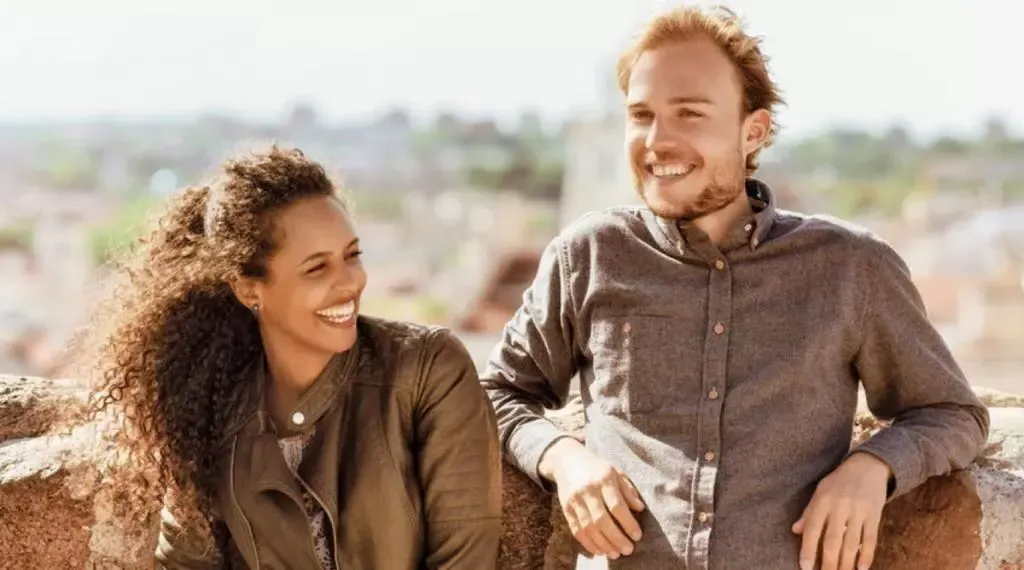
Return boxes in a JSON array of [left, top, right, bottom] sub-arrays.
[[296, 474, 341, 570], [229, 436, 260, 569]]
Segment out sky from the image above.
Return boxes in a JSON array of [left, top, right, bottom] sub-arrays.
[[0, 0, 1019, 139]]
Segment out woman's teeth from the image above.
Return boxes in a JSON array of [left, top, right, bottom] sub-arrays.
[[316, 300, 356, 322]]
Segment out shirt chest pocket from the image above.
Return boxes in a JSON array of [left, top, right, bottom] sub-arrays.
[[588, 314, 685, 416]]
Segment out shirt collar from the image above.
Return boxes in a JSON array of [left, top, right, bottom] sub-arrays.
[[644, 177, 777, 259]]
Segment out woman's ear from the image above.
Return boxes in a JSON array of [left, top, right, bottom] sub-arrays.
[[230, 277, 261, 312]]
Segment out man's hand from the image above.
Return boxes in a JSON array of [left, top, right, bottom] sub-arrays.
[[792, 452, 892, 570], [539, 438, 646, 559]]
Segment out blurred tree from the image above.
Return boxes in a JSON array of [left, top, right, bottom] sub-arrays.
[[88, 194, 163, 264], [29, 142, 101, 190], [0, 223, 34, 249]]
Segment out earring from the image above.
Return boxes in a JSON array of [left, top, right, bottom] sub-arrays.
[[251, 303, 260, 315]]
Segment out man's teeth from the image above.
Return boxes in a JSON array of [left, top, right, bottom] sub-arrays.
[[316, 301, 355, 319], [651, 164, 694, 177]]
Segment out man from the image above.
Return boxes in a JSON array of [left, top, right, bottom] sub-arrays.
[[481, 5, 989, 570]]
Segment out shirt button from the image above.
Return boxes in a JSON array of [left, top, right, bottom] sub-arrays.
[[713, 323, 725, 334], [752, 238, 760, 247], [623, 322, 632, 333], [714, 259, 725, 270], [744, 223, 753, 232], [704, 451, 716, 462], [698, 512, 711, 523], [708, 388, 719, 400], [291, 411, 306, 426]]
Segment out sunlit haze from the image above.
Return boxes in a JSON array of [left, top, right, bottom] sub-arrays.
[[1, 0, 1018, 139]]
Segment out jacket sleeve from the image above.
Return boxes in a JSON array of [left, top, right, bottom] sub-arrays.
[[479, 236, 580, 489], [415, 329, 502, 569], [154, 486, 224, 570], [850, 235, 990, 499]]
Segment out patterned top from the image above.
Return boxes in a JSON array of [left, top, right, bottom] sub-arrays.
[[277, 433, 336, 570]]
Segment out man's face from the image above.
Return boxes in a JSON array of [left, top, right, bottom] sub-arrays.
[[624, 37, 768, 219]]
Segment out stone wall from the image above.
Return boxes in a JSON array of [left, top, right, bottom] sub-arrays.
[[2, 374, 1023, 569]]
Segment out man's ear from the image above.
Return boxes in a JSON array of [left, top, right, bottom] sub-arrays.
[[230, 277, 261, 311], [742, 108, 772, 156]]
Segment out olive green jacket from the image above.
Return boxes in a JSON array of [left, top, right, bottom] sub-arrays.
[[155, 317, 502, 569]]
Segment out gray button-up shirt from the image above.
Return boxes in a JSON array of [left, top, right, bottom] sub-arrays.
[[480, 179, 989, 569]]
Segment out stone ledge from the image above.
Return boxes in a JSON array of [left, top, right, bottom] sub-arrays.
[[2, 375, 1023, 569]]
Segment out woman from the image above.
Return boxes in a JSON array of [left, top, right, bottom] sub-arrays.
[[81, 146, 502, 569]]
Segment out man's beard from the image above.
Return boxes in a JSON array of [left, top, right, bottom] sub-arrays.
[[634, 157, 746, 220], [671, 181, 741, 220]]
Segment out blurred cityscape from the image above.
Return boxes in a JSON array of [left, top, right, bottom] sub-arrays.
[[1, 97, 1022, 392]]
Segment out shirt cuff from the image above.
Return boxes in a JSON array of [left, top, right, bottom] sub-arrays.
[[506, 417, 572, 491], [850, 427, 923, 501]]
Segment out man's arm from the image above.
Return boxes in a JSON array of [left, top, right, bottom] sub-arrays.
[[795, 235, 991, 570], [850, 235, 990, 499], [480, 236, 580, 488], [482, 232, 645, 561]]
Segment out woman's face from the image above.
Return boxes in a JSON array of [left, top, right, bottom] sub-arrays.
[[243, 194, 367, 357]]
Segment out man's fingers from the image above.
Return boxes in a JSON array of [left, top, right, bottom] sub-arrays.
[[798, 504, 827, 570], [839, 516, 865, 570], [581, 491, 626, 558], [857, 511, 881, 570], [602, 481, 641, 548], [616, 470, 646, 512], [820, 509, 852, 570], [565, 504, 602, 557]]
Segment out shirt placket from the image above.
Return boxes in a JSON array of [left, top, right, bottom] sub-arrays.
[[688, 251, 733, 570]]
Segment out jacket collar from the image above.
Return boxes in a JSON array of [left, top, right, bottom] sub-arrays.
[[252, 341, 359, 436], [216, 329, 362, 448]]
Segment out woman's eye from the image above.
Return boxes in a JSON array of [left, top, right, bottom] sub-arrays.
[[306, 263, 327, 275], [347, 250, 363, 261]]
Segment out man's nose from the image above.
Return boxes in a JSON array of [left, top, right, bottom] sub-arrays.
[[645, 118, 677, 151]]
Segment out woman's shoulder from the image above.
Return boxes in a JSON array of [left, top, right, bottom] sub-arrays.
[[355, 315, 477, 383]]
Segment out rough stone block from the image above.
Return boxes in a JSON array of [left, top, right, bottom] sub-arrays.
[[0, 375, 88, 442], [0, 427, 98, 570]]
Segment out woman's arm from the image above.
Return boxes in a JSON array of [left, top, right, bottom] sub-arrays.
[[414, 329, 502, 569]]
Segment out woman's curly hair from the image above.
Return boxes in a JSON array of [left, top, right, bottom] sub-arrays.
[[74, 146, 344, 536]]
